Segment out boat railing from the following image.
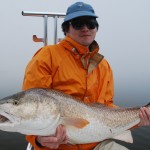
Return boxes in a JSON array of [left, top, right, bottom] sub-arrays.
[[22, 11, 66, 45]]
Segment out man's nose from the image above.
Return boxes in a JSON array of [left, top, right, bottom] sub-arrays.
[[81, 24, 89, 30]]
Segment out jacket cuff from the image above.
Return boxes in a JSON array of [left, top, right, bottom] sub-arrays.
[[26, 135, 46, 150], [35, 137, 45, 148]]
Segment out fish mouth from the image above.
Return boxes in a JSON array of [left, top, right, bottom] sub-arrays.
[[0, 114, 10, 123], [0, 111, 16, 124]]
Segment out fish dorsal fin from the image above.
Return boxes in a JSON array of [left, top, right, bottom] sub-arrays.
[[61, 117, 89, 128], [113, 130, 133, 143]]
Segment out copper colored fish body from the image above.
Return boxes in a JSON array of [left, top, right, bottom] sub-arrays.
[[0, 88, 149, 144]]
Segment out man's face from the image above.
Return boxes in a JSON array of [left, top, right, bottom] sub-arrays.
[[66, 17, 98, 47]]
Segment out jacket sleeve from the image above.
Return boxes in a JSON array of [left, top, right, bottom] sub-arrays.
[[26, 135, 45, 150], [97, 59, 118, 108], [104, 66, 116, 107], [22, 47, 53, 149], [22, 47, 53, 90]]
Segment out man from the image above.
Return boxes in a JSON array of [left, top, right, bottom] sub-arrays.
[[22, 2, 150, 150]]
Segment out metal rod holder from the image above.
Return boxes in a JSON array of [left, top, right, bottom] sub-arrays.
[[54, 16, 58, 44], [44, 15, 48, 45], [22, 11, 66, 45]]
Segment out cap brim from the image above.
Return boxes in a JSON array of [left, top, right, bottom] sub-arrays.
[[64, 11, 98, 22]]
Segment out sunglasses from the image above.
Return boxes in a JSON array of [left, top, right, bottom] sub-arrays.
[[70, 18, 98, 30]]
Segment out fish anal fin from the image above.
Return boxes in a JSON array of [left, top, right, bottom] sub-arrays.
[[113, 130, 133, 143], [62, 117, 89, 128], [67, 139, 76, 145]]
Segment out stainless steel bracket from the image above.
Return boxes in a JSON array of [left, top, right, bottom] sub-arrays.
[[22, 11, 66, 45]]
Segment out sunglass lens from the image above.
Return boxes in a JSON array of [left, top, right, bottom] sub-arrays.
[[86, 20, 97, 29], [71, 20, 84, 30], [71, 19, 97, 30]]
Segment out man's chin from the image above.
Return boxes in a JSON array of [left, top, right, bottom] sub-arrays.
[[80, 41, 92, 47]]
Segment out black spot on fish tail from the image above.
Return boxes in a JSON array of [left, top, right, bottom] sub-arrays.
[[145, 102, 150, 107]]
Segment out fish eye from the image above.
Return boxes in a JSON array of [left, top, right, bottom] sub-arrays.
[[13, 100, 19, 105]]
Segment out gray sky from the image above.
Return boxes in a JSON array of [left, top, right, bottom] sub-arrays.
[[0, 0, 150, 106]]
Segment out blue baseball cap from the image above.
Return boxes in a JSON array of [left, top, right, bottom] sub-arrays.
[[64, 2, 98, 22]]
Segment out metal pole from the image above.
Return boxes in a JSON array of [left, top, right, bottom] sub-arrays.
[[54, 16, 58, 44], [43, 15, 48, 46], [22, 11, 66, 18]]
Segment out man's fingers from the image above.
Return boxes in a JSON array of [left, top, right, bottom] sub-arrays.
[[139, 107, 150, 126], [56, 125, 67, 143], [144, 107, 150, 125], [44, 143, 59, 149], [37, 137, 60, 149], [37, 136, 58, 144], [36, 125, 68, 149], [55, 125, 63, 141]]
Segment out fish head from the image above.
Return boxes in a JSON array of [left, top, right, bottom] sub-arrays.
[[0, 89, 60, 135], [0, 91, 27, 126]]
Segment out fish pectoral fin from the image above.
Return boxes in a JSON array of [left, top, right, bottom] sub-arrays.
[[67, 139, 77, 145], [113, 130, 133, 143], [61, 117, 89, 128]]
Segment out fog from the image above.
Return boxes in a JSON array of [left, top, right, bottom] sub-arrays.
[[0, 0, 150, 107]]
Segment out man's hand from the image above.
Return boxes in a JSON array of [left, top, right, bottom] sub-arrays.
[[36, 124, 68, 149], [138, 107, 150, 126]]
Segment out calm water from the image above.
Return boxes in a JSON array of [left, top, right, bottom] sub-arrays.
[[0, 131, 27, 150], [117, 127, 150, 150]]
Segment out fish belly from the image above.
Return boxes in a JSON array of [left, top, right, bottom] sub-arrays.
[[66, 122, 111, 144]]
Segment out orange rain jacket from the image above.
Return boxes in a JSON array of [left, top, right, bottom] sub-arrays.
[[22, 36, 116, 150]]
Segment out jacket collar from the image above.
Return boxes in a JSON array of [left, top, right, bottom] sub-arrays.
[[60, 36, 99, 55], [59, 36, 104, 74]]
